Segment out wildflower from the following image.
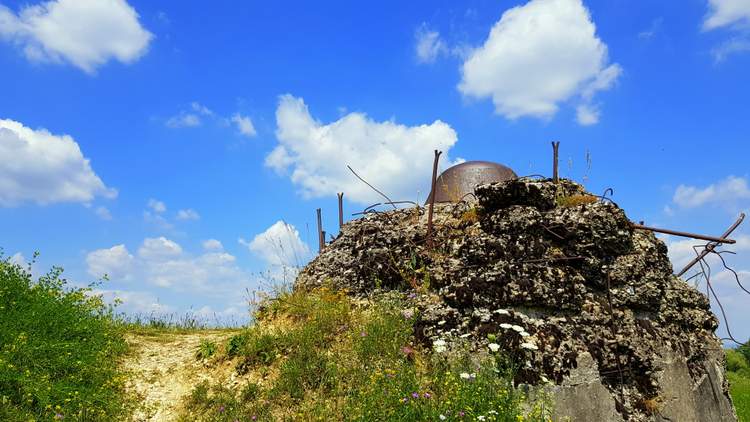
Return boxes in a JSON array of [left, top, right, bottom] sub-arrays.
[[519, 331, 530, 337], [494, 309, 510, 315], [458, 411, 465, 417], [408, 292, 417, 299], [252, 416, 257, 421], [433, 339, 447, 353], [400, 397, 409, 403], [439, 415, 447, 421], [360, 331, 367, 337], [218, 405, 225, 413], [54, 414, 64, 420], [402, 309, 414, 319], [489, 410, 498, 415], [401, 345, 414, 357], [423, 392, 431, 399], [478, 416, 486, 421], [520, 342, 538, 351], [437, 320, 446, 326], [412, 392, 420, 399], [460, 372, 471, 379], [499, 323, 512, 329], [488, 343, 500, 352], [511, 324, 524, 332], [459, 333, 472, 338]]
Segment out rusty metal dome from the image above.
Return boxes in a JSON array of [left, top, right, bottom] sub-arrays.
[[426, 161, 517, 203]]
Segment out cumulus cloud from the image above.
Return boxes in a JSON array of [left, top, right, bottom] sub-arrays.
[[267, 94, 460, 204], [0, 0, 152, 73], [92, 289, 172, 313], [240, 220, 310, 269], [86, 244, 134, 280], [202, 239, 223, 251], [138, 236, 183, 260], [0, 119, 116, 206], [458, 0, 621, 125], [231, 113, 257, 138], [176, 208, 200, 221], [90, 237, 251, 293], [703, 0, 750, 31], [672, 176, 750, 209]]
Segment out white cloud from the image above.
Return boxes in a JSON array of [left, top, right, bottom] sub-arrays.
[[638, 18, 663, 40], [458, 0, 621, 125], [138, 236, 183, 260], [231, 113, 257, 138], [92, 289, 172, 314], [202, 239, 223, 251], [9, 252, 26, 267], [0, 0, 152, 74], [91, 237, 250, 292], [711, 37, 750, 61], [147, 198, 166, 213], [191, 102, 213, 116], [703, 0, 750, 31], [267, 94, 460, 204], [673, 176, 750, 209], [176, 208, 200, 221], [240, 220, 310, 270], [415, 23, 448, 63], [0, 119, 116, 206], [95, 206, 112, 220], [86, 244, 134, 280], [166, 113, 201, 128]]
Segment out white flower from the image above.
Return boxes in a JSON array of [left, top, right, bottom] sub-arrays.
[[433, 339, 447, 353], [493, 309, 510, 315], [439, 415, 447, 421], [437, 320, 446, 326], [511, 324, 524, 332], [459, 333, 472, 338], [489, 410, 498, 415], [519, 331, 530, 337], [520, 342, 538, 351], [499, 323, 512, 329], [460, 372, 471, 379], [488, 343, 501, 352], [478, 416, 486, 421]]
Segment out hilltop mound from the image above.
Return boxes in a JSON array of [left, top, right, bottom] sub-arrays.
[[296, 178, 737, 421]]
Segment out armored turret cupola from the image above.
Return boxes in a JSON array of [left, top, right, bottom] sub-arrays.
[[426, 160, 517, 203]]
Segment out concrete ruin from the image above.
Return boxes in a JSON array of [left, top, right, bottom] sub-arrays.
[[295, 177, 737, 421]]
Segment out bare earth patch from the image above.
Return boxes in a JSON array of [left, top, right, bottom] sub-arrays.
[[122, 330, 238, 422]]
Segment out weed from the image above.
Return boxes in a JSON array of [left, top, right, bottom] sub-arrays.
[[196, 340, 218, 360], [460, 207, 481, 224]]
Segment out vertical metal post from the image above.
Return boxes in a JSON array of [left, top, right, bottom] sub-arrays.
[[552, 141, 560, 183], [316, 208, 324, 252], [337, 192, 344, 229], [426, 150, 442, 248]]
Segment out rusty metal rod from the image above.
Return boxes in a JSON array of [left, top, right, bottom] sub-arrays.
[[337, 192, 344, 229], [316, 208, 324, 252], [631, 222, 736, 244], [426, 150, 442, 248], [552, 141, 560, 183], [676, 213, 745, 277]]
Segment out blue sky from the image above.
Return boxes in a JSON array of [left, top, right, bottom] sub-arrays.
[[1, 0, 749, 333]]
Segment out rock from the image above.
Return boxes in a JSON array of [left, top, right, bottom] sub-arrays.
[[294, 178, 737, 421]]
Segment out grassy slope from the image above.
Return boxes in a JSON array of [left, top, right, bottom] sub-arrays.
[[176, 287, 552, 422], [729, 371, 750, 422], [0, 258, 131, 421]]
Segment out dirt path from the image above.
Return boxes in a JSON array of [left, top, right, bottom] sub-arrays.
[[122, 330, 238, 422]]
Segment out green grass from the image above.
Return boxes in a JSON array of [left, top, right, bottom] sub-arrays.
[[0, 255, 132, 421], [728, 371, 750, 422], [178, 287, 552, 421]]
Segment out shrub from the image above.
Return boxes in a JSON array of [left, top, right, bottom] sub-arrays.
[[0, 255, 131, 421], [196, 340, 218, 361]]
